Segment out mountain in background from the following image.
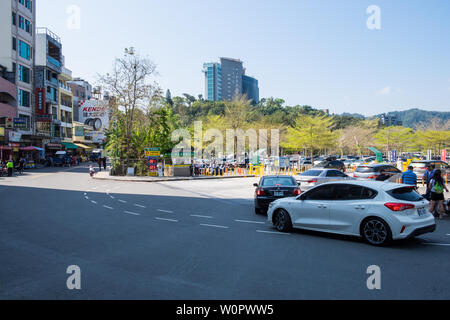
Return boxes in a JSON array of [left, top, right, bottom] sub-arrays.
[[374, 108, 450, 128], [339, 108, 450, 128]]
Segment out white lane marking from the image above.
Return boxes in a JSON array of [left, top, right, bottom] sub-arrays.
[[103, 205, 114, 210], [191, 215, 213, 219], [235, 220, 265, 225], [200, 224, 229, 229], [156, 217, 178, 223], [422, 242, 450, 247], [257, 230, 290, 235], [110, 195, 115, 199], [446, 234, 450, 236], [157, 209, 174, 214], [118, 200, 127, 203], [125, 211, 140, 216], [134, 204, 146, 208], [85, 196, 89, 200], [91, 201, 97, 204], [84, 193, 87, 196]]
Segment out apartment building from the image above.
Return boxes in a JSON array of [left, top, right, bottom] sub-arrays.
[[0, 0, 36, 138], [58, 57, 74, 143], [34, 27, 63, 146]]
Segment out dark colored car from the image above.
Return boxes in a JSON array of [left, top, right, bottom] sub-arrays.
[[315, 160, 346, 172], [353, 164, 401, 180], [254, 176, 301, 215]]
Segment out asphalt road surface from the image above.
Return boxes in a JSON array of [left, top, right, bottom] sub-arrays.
[[1, 165, 449, 300]]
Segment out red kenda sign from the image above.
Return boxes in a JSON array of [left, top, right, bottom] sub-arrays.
[[35, 88, 46, 115], [441, 149, 447, 162]]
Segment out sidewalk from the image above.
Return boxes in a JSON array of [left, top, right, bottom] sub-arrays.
[[93, 170, 256, 182]]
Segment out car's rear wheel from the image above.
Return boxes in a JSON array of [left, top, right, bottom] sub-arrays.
[[255, 207, 262, 215], [361, 217, 392, 246], [273, 209, 293, 232]]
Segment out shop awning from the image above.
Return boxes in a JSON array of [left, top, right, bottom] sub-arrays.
[[20, 146, 43, 151], [62, 142, 79, 150], [74, 143, 94, 150], [0, 146, 13, 150]]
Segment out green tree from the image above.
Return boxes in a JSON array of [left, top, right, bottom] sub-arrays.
[[282, 115, 338, 157]]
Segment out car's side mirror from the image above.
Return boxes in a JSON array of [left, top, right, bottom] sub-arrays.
[[253, 183, 259, 187]]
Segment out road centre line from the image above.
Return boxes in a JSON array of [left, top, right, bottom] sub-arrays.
[[91, 201, 97, 204], [118, 200, 127, 203], [200, 224, 229, 229], [256, 230, 290, 235], [156, 217, 178, 223], [422, 242, 450, 247], [103, 205, 114, 210], [134, 204, 146, 208], [235, 220, 265, 225], [125, 211, 140, 216], [157, 209, 174, 214], [191, 215, 213, 219]]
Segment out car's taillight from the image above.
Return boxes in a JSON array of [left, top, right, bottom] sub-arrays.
[[293, 189, 301, 196], [307, 179, 318, 183], [368, 175, 377, 179], [385, 203, 415, 212], [256, 189, 265, 196]]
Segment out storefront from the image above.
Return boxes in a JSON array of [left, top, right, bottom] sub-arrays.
[[19, 146, 44, 168], [45, 143, 63, 158]]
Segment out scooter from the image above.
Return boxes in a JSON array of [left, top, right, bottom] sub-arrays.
[[89, 166, 95, 178]]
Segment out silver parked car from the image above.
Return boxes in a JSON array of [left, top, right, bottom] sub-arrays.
[[294, 169, 355, 191]]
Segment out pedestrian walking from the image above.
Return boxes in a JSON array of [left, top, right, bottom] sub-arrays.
[[102, 157, 107, 171], [7, 159, 14, 177], [97, 158, 102, 172], [18, 157, 25, 175], [428, 170, 449, 220], [401, 166, 417, 187], [423, 165, 436, 200]]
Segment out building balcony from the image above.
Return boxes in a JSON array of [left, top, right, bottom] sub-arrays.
[[60, 66, 72, 79], [47, 56, 62, 72]]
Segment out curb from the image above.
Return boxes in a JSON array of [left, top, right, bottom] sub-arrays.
[[93, 174, 257, 183]]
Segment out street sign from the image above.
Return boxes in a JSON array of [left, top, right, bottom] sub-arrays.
[[392, 150, 398, 162], [145, 148, 161, 176], [5, 118, 13, 129], [145, 147, 161, 157]]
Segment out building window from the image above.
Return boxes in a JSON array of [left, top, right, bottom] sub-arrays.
[[12, 37, 17, 50], [18, 40, 31, 60], [18, 65, 31, 83], [19, 15, 24, 29], [25, 20, 31, 34], [12, 12, 16, 26], [18, 89, 31, 107]]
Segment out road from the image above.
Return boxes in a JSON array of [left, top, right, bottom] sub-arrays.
[[1, 165, 449, 300]]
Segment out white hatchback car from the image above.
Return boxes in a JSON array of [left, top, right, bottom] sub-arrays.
[[267, 181, 436, 246]]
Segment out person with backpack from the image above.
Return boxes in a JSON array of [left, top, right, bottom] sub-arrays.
[[429, 170, 449, 219], [423, 164, 436, 200]]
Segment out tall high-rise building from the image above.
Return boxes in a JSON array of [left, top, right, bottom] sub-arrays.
[[242, 75, 259, 105], [202, 57, 259, 103], [220, 57, 244, 101], [202, 62, 222, 101], [0, 0, 36, 141]]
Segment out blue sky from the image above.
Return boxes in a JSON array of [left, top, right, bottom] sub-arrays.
[[36, 0, 450, 115]]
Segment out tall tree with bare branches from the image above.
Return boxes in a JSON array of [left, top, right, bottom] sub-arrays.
[[99, 47, 161, 167]]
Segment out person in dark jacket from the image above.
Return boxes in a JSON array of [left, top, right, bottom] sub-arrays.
[[102, 157, 107, 171], [97, 158, 102, 172], [376, 169, 390, 182]]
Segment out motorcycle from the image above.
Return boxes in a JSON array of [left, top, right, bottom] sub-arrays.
[[89, 166, 95, 178]]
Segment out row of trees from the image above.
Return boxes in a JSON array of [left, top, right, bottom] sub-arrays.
[[100, 48, 450, 166]]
